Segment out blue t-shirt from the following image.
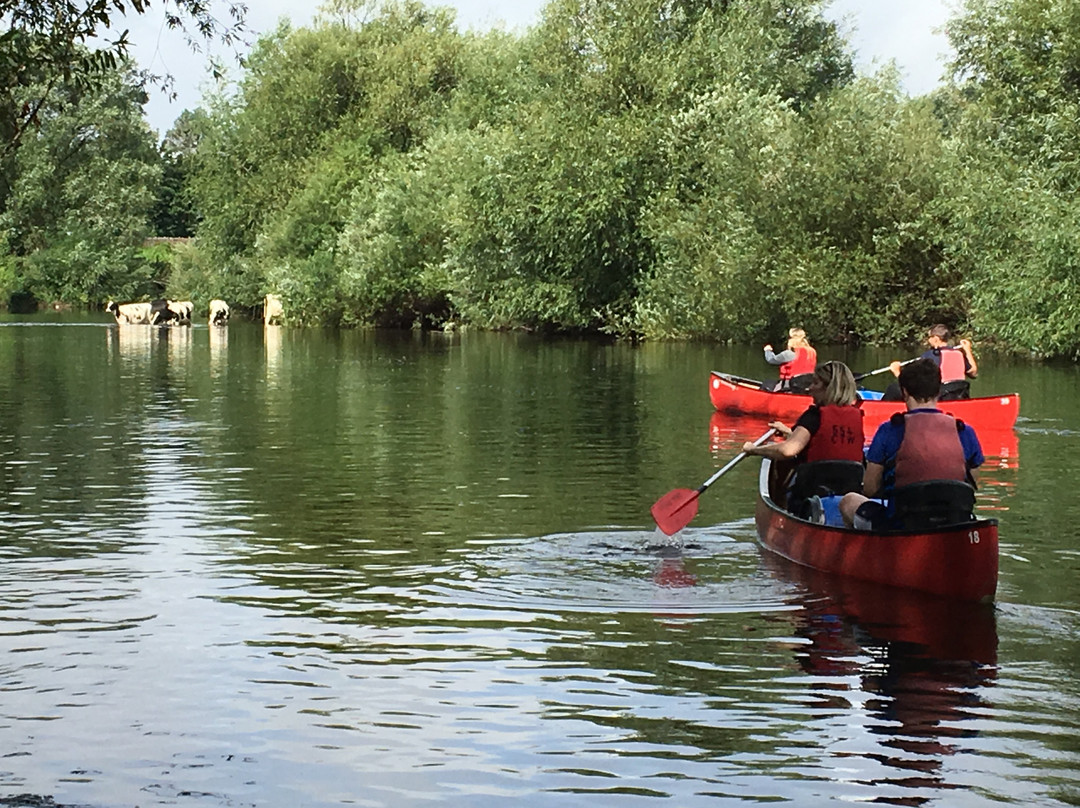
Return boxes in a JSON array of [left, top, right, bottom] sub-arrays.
[[866, 408, 984, 510]]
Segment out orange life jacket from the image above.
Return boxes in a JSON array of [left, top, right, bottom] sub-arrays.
[[893, 411, 967, 488], [779, 346, 817, 379], [806, 404, 865, 462]]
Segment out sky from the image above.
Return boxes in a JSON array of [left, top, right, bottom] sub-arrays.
[[127, 0, 955, 137]]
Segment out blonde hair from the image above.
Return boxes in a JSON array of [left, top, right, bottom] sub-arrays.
[[787, 327, 810, 350], [813, 360, 858, 406]]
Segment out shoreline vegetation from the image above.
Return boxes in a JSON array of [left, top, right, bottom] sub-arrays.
[[2, 0, 1078, 358]]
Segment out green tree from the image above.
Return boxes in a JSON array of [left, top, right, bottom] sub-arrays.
[[150, 109, 204, 237], [0, 59, 161, 304], [943, 0, 1080, 357], [0, 0, 246, 162], [189, 1, 464, 316]]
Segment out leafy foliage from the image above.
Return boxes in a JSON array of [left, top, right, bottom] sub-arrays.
[[0, 0, 246, 159], [943, 0, 1080, 356], [0, 59, 161, 304], [5, 0, 1080, 358]]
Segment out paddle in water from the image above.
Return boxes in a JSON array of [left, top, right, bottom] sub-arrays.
[[651, 429, 777, 536]]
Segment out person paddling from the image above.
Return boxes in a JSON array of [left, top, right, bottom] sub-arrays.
[[840, 358, 984, 531], [882, 324, 978, 401], [743, 361, 864, 520], [762, 327, 816, 393]]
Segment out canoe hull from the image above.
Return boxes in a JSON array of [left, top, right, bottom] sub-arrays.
[[711, 371, 1019, 433], [755, 460, 999, 602]]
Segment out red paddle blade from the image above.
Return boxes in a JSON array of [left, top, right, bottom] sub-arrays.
[[651, 488, 701, 536]]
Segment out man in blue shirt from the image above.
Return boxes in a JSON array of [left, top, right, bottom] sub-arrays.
[[840, 358, 984, 530]]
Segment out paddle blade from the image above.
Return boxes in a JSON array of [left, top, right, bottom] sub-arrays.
[[651, 488, 701, 536]]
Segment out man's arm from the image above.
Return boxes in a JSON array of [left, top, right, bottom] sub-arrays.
[[959, 338, 978, 378], [861, 462, 884, 498]]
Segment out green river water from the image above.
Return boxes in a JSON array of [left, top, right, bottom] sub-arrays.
[[0, 316, 1075, 807]]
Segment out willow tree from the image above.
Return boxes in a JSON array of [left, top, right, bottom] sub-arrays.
[[439, 0, 856, 334], [0, 0, 246, 217], [0, 59, 161, 304], [943, 0, 1080, 357], [189, 0, 466, 317]]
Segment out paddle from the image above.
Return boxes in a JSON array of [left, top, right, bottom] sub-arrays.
[[651, 428, 778, 536], [854, 358, 915, 382]]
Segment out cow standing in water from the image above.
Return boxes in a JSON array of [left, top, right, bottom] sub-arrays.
[[105, 300, 153, 324], [151, 300, 194, 325], [264, 294, 284, 326], [209, 299, 230, 325]]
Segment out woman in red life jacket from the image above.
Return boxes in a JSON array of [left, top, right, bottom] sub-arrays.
[[763, 327, 817, 392], [882, 324, 978, 401], [743, 361, 864, 518]]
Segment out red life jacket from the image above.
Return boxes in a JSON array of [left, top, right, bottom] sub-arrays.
[[806, 404, 865, 462], [779, 346, 817, 379], [893, 411, 967, 487], [938, 347, 967, 383]]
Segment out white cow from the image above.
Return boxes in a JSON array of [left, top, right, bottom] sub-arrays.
[[209, 299, 230, 325], [105, 300, 152, 324], [264, 293, 284, 326]]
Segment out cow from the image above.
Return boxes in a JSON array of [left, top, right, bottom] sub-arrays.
[[149, 299, 178, 325], [209, 299, 230, 326], [264, 293, 284, 326], [170, 300, 194, 322], [105, 300, 152, 324], [150, 299, 194, 325]]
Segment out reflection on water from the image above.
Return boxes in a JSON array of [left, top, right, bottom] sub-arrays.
[[264, 323, 282, 383], [766, 555, 998, 806], [0, 323, 1075, 807], [209, 322, 227, 378]]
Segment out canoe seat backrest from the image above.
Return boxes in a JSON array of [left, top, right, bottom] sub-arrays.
[[790, 460, 865, 501], [787, 460, 864, 519], [892, 480, 976, 530], [939, 380, 972, 401]]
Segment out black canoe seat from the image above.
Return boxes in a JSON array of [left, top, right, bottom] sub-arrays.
[[892, 480, 976, 530], [788, 460, 864, 519], [790, 460, 865, 500], [939, 380, 972, 401]]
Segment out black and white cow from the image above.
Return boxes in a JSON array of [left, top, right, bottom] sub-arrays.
[[170, 300, 194, 322], [105, 300, 152, 324], [149, 299, 194, 325], [209, 299, 230, 325]]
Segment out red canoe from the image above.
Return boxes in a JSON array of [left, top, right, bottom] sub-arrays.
[[710, 371, 1020, 433], [754, 459, 999, 603]]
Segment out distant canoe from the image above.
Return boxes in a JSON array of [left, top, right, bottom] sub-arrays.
[[754, 458, 999, 603], [710, 371, 1020, 433]]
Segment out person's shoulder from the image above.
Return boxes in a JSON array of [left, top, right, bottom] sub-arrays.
[[959, 421, 980, 439], [871, 417, 899, 439], [796, 404, 821, 427]]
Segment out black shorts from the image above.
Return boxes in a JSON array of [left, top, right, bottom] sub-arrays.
[[853, 500, 889, 531]]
